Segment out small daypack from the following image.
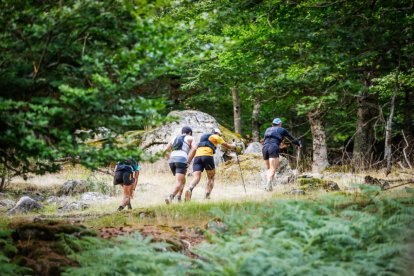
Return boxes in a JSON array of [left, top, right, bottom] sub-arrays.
[[113, 159, 138, 185], [172, 135, 186, 151]]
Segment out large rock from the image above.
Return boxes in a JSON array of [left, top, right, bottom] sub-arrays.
[[217, 153, 295, 188], [244, 142, 262, 155], [298, 177, 340, 192], [139, 110, 241, 167], [58, 201, 89, 213], [80, 192, 109, 203], [58, 180, 87, 196], [7, 196, 43, 215], [0, 198, 16, 210]]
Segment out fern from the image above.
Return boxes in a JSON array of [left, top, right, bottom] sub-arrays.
[[63, 234, 191, 276], [62, 189, 413, 275], [0, 230, 32, 275]]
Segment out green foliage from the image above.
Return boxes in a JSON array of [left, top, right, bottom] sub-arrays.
[[160, 0, 414, 160], [188, 188, 413, 275], [62, 234, 191, 276], [64, 189, 413, 275], [0, 229, 32, 275], [0, 0, 182, 181]]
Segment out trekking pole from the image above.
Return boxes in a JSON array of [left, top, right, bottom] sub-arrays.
[[296, 146, 301, 173], [233, 139, 247, 193]]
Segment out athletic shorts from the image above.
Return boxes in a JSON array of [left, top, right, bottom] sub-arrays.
[[193, 156, 215, 172], [262, 143, 280, 160], [169, 162, 187, 176]]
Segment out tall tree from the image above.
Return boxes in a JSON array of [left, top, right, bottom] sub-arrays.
[[232, 86, 242, 134], [0, 0, 181, 186]]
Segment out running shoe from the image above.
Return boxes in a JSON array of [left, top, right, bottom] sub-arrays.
[[165, 195, 173, 205]]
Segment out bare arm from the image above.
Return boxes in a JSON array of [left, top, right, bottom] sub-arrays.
[[132, 170, 139, 191], [187, 136, 197, 163], [221, 142, 236, 150], [163, 142, 173, 158]]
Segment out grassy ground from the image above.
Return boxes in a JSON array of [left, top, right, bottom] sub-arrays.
[[1, 162, 413, 275]]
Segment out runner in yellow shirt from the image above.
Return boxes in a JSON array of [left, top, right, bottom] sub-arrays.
[[184, 128, 235, 201]]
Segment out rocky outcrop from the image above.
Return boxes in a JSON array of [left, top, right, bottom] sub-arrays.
[[45, 192, 109, 213], [57, 201, 89, 213], [80, 192, 110, 203], [217, 153, 296, 188], [7, 196, 43, 215], [244, 142, 262, 155], [58, 180, 87, 196], [0, 198, 16, 210], [139, 110, 240, 166], [140, 110, 218, 154], [298, 177, 340, 192]]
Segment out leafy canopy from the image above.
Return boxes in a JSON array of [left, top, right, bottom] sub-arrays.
[[0, 0, 182, 179]]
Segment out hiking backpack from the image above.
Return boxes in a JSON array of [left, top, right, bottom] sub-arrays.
[[172, 135, 186, 151], [113, 159, 138, 185], [197, 133, 216, 153]]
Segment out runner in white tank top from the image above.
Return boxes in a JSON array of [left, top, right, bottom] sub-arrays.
[[163, 126, 196, 204]]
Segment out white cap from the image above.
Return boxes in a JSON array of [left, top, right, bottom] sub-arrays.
[[212, 128, 222, 135]]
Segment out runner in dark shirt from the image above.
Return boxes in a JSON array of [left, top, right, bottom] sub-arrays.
[[262, 118, 301, 191]]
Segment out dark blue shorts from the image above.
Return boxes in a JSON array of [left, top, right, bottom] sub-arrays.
[[262, 144, 280, 160], [169, 162, 187, 175], [193, 156, 215, 172]]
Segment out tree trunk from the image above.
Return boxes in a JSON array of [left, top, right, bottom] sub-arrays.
[[0, 165, 6, 192], [307, 111, 329, 173], [384, 72, 399, 175], [353, 93, 378, 167], [232, 86, 242, 134], [252, 98, 261, 142], [403, 89, 413, 140]]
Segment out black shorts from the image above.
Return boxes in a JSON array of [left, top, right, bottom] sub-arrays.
[[169, 162, 187, 175], [262, 144, 280, 160], [193, 156, 215, 172]]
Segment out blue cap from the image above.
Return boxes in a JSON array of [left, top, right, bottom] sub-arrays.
[[272, 118, 282, 124]]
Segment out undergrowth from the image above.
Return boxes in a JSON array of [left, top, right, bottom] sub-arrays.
[[0, 229, 32, 275], [63, 185, 414, 275]]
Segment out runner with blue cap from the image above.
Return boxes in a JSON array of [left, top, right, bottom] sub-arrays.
[[262, 118, 301, 191]]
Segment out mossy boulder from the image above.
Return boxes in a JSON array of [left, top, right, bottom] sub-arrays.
[[217, 153, 295, 187], [298, 178, 340, 192], [140, 110, 242, 154], [7, 196, 43, 215], [84, 110, 242, 171]]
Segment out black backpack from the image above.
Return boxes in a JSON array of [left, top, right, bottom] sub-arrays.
[[172, 135, 186, 151], [197, 133, 216, 154], [113, 160, 136, 185]]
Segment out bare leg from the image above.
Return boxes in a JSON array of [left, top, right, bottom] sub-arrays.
[[205, 169, 215, 198], [171, 173, 186, 196], [128, 172, 139, 208], [266, 158, 280, 191], [130, 171, 139, 199], [185, 171, 202, 201], [177, 177, 185, 199], [121, 184, 132, 207], [188, 171, 202, 190], [264, 159, 270, 170]]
